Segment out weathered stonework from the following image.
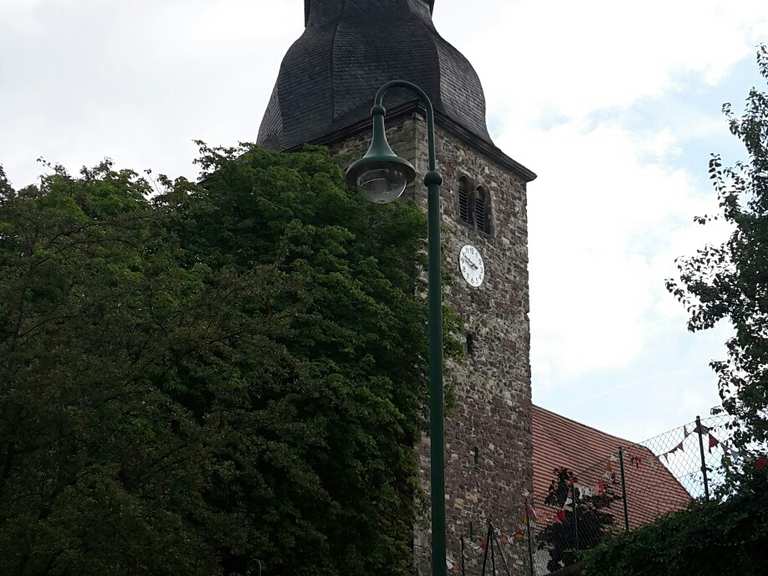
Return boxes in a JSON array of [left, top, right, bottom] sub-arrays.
[[330, 112, 533, 575]]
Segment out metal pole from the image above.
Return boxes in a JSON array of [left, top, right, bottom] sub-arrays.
[[572, 484, 579, 551], [525, 506, 535, 576], [425, 141, 446, 576], [489, 524, 497, 576], [460, 536, 466, 576], [618, 448, 629, 532], [492, 528, 512, 576], [696, 416, 710, 501], [374, 80, 446, 576], [481, 523, 492, 576]]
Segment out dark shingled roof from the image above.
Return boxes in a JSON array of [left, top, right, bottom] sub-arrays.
[[258, 0, 493, 152]]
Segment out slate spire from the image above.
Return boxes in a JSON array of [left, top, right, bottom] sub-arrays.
[[304, 0, 434, 26], [259, 0, 490, 151]]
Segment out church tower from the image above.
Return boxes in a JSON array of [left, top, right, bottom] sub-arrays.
[[258, 1, 536, 573]]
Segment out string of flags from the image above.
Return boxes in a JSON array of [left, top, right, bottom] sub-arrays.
[[658, 423, 721, 462]]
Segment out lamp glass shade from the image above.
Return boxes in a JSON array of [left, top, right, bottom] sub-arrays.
[[345, 107, 417, 204], [356, 166, 409, 204]]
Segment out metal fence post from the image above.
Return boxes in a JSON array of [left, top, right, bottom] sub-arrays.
[[481, 522, 491, 576], [525, 506, 535, 576], [489, 523, 497, 576], [492, 528, 512, 576], [618, 447, 630, 532], [696, 415, 710, 501], [572, 483, 580, 551]]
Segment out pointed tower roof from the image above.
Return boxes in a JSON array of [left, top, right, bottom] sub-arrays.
[[259, 0, 489, 149]]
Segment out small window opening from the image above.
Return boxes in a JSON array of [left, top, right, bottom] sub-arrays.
[[472, 446, 480, 468], [466, 333, 475, 357]]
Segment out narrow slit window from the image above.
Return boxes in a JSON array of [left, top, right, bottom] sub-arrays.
[[466, 333, 475, 357]]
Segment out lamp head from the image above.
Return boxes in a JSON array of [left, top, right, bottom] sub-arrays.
[[345, 105, 416, 203]]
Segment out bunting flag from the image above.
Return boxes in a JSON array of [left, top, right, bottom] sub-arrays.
[[659, 437, 688, 461], [756, 456, 768, 471], [556, 509, 566, 523], [669, 440, 685, 456], [708, 433, 720, 453], [694, 422, 710, 435], [630, 455, 643, 469], [683, 425, 690, 439]]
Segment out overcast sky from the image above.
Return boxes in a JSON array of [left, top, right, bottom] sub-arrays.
[[2, 0, 767, 442]]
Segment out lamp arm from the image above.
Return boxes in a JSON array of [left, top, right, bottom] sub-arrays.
[[374, 80, 438, 173]]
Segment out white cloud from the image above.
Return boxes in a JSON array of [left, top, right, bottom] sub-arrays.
[[0, 0, 303, 188], [512, 111, 736, 435], [436, 0, 768, 126], [521, 121, 695, 379]]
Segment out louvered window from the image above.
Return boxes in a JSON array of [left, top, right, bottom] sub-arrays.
[[458, 177, 474, 226], [475, 187, 492, 235], [457, 177, 493, 236]]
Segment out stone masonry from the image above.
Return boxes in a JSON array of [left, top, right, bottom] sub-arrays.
[[331, 111, 533, 575]]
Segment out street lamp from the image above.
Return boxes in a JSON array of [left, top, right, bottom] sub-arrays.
[[346, 80, 446, 576]]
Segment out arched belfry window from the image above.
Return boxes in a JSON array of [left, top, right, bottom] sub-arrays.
[[475, 186, 492, 235], [458, 176, 474, 227], [457, 177, 493, 236]]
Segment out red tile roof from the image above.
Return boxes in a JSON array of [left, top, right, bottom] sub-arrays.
[[532, 405, 691, 530]]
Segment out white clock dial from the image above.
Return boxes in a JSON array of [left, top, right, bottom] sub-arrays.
[[459, 244, 485, 288]]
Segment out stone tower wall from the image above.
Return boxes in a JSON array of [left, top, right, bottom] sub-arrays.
[[330, 112, 533, 575]]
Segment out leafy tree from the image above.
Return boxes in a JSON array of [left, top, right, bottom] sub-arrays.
[[666, 45, 768, 469], [0, 144, 428, 576], [538, 468, 620, 573]]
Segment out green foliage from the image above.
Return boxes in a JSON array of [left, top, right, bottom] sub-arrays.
[[0, 144, 427, 575], [538, 468, 619, 573], [581, 469, 768, 576], [666, 44, 768, 471]]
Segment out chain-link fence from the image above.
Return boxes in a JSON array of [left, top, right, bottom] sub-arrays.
[[526, 412, 732, 575]]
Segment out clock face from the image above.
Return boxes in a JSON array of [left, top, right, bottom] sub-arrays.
[[459, 245, 485, 288]]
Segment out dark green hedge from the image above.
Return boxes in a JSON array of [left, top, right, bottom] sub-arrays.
[[581, 477, 767, 576]]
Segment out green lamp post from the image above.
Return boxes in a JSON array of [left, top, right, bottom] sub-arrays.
[[346, 80, 446, 576]]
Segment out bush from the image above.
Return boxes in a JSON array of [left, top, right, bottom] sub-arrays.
[[581, 468, 768, 576]]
